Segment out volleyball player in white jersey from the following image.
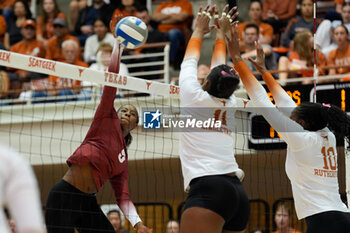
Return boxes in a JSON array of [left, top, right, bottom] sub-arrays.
[[227, 23, 350, 233], [179, 5, 249, 233], [0, 143, 45, 233]]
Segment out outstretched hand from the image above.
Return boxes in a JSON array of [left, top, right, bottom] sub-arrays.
[[214, 4, 238, 36], [193, 5, 215, 36], [226, 22, 242, 64], [247, 41, 267, 75]]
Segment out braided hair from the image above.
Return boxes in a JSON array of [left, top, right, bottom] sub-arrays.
[[292, 102, 350, 145]]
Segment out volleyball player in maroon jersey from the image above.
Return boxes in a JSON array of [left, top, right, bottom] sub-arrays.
[[45, 16, 152, 233]]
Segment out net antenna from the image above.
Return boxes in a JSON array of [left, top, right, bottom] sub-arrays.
[[313, 0, 317, 103]]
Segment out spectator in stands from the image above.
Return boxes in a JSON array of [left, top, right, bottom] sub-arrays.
[[82, 43, 128, 99], [69, 0, 88, 31], [335, 0, 345, 13], [46, 17, 81, 62], [327, 24, 350, 81], [166, 219, 180, 233], [0, 0, 15, 23], [152, 0, 193, 69], [4, 0, 32, 50], [48, 40, 88, 98], [273, 204, 301, 233], [84, 17, 114, 63], [36, 0, 66, 47], [238, 1, 273, 49], [107, 209, 130, 233], [136, 6, 166, 45], [0, 13, 6, 45], [281, 0, 320, 48], [110, 0, 138, 27], [74, 0, 109, 46], [262, 0, 298, 34], [241, 24, 276, 78], [316, 2, 350, 57], [0, 143, 45, 233], [8, 19, 45, 97], [197, 64, 210, 85], [278, 30, 326, 85], [33, 40, 87, 101]]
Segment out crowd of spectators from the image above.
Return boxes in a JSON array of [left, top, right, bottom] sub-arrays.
[[0, 0, 349, 102]]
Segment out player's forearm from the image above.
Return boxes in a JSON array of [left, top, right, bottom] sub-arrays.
[[211, 39, 226, 68], [183, 33, 203, 61]]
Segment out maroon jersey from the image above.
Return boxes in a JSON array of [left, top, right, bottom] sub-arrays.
[[67, 85, 130, 203]]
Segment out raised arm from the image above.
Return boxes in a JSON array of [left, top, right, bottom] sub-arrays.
[[247, 41, 296, 116], [226, 24, 308, 150], [211, 5, 238, 68], [183, 5, 213, 62], [94, 17, 123, 118]]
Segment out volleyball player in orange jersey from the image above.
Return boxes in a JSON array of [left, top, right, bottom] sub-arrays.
[[179, 5, 249, 233], [227, 22, 350, 233]]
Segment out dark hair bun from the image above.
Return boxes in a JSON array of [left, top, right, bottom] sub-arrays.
[[207, 65, 240, 99]]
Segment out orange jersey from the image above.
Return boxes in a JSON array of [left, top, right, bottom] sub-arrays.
[[0, 0, 15, 9], [36, 12, 66, 40], [328, 44, 350, 81], [262, 0, 298, 20], [110, 8, 137, 29], [273, 230, 302, 233], [9, 39, 45, 74], [0, 15, 6, 42], [334, 0, 344, 4], [155, 0, 193, 33], [46, 34, 81, 62], [238, 22, 274, 40], [48, 60, 88, 90], [289, 50, 326, 77]]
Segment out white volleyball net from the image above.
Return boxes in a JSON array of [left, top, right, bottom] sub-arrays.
[[0, 49, 349, 233]]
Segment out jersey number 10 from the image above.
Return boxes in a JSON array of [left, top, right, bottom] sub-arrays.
[[321, 146, 337, 170]]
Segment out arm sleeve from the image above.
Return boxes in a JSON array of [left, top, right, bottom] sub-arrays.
[[93, 48, 119, 118], [179, 58, 207, 105], [183, 37, 202, 61], [234, 61, 311, 150], [4, 151, 44, 232], [210, 39, 226, 68], [109, 170, 142, 227], [262, 72, 296, 117]]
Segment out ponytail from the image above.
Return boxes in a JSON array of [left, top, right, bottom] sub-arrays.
[[125, 133, 133, 147], [293, 102, 350, 145], [325, 105, 350, 146]]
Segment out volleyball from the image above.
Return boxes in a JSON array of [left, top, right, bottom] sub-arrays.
[[115, 16, 148, 49]]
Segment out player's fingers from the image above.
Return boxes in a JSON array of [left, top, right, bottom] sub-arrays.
[[223, 4, 229, 14], [228, 6, 237, 16]]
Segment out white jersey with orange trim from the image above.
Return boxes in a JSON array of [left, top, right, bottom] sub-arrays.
[[0, 144, 45, 233], [234, 61, 349, 219], [179, 58, 241, 191]]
